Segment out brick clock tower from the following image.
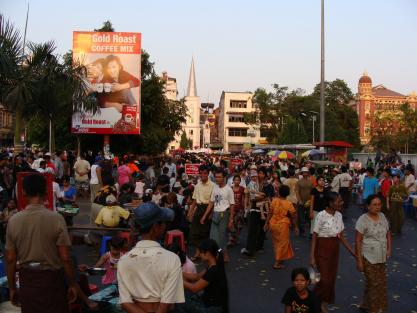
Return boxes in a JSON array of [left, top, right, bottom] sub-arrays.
[[356, 72, 417, 145]]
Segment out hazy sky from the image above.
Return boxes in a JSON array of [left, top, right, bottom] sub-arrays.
[[3, 0, 417, 103]]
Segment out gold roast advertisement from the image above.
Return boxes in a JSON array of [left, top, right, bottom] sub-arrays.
[[72, 31, 141, 134]]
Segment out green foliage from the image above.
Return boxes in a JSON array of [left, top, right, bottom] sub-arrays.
[[370, 103, 417, 152], [94, 20, 115, 32], [0, 18, 186, 154], [26, 49, 187, 154], [0, 15, 23, 104], [246, 80, 360, 147], [312, 79, 354, 106], [179, 132, 192, 149]]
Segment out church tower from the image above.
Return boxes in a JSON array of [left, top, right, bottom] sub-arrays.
[[183, 58, 201, 149], [166, 58, 202, 151]]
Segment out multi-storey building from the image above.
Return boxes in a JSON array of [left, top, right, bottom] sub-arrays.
[[0, 104, 14, 145], [218, 91, 267, 152], [355, 72, 417, 145], [160, 71, 178, 101]]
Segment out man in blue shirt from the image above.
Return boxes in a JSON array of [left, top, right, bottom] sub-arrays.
[[362, 167, 379, 202]]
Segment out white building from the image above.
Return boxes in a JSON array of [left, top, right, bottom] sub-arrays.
[[200, 110, 211, 148], [167, 58, 201, 150], [218, 91, 267, 152], [160, 71, 178, 101]]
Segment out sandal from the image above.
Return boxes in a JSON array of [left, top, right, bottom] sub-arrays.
[[273, 263, 284, 269]]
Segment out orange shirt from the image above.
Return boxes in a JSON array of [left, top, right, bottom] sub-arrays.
[[269, 198, 296, 226], [128, 162, 139, 174], [310, 175, 317, 187]]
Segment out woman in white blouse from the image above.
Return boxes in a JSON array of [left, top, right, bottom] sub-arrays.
[[310, 192, 355, 313], [355, 194, 391, 313]]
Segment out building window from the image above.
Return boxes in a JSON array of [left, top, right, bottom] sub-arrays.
[[229, 100, 247, 108], [228, 128, 247, 137], [228, 114, 245, 123]]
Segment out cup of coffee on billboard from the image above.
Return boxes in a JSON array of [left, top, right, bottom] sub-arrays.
[[104, 83, 112, 93], [125, 113, 133, 123], [96, 83, 104, 93]]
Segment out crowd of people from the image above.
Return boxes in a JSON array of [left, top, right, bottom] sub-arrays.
[[0, 147, 416, 313]]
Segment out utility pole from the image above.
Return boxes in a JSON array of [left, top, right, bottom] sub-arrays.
[[320, 0, 325, 143], [312, 115, 317, 143]]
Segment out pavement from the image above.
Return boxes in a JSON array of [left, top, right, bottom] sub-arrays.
[[72, 197, 417, 313]]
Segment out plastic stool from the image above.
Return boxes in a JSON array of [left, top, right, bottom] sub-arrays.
[[164, 230, 185, 252], [70, 303, 82, 313], [99, 236, 112, 257], [89, 284, 98, 294], [0, 260, 5, 277], [118, 232, 131, 246]]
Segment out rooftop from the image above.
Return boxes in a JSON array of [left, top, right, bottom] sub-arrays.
[[372, 85, 405, 98]]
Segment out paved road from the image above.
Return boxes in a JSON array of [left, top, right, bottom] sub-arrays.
[[72, 198, 417, 313]]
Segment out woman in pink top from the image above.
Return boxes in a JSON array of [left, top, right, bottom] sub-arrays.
[[117, 159, 132, 186]]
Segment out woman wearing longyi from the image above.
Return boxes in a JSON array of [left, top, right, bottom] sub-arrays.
[[355, 194, 391, 313], [310, 192, 355, 313]]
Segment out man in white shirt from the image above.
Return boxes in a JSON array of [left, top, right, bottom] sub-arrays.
[[404, 169, 416, 193], [338, 166, 353, 213], [145, 163, 156, 188], [90, 157, 102, 203], [164, 158, 177, 178], [200, 169, 235, 262], [117, 202, 184, 313], [52, 178, 62, 211], [73, 154, 91, 184], [330, 168, 342, 193]]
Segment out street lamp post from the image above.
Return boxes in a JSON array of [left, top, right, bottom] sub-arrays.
[[312, 115, 317, 143], [320, 0, 325, 142], [300, 111, 318, 144]]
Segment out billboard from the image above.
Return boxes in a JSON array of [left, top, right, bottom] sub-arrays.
[[72, 31, 141, 134]]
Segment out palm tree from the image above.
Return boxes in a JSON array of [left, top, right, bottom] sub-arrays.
[[0, 14, 29, 153], [23, 42, 97, 152], [0, 15, 97, 153]]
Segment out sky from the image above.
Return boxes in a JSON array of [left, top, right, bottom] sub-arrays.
[[3, 0, 417, 103]]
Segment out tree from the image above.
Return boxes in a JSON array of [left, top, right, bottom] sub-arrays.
[[0, 15, 27, 153], [370, 103, 417, 153], [1, 14, 95, 153], [312, 79, 354, 106], [19, 41, 95, 152], [179, 132, 192, 149], [370, 110, 407, 152], [244, 84, 290, 143], [245, 80, 360, 147], [18, 19, 185, 154], [94, 20, 115, 32]]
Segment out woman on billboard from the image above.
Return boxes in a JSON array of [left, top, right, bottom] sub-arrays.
[[95, 55, 140, 112]]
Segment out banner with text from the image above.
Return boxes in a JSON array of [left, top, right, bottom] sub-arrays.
[[72, 31, 141, 134], [185, 164, 201, 176]]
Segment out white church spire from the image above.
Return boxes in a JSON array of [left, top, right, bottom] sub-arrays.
[[187, 57, 197, 97]]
